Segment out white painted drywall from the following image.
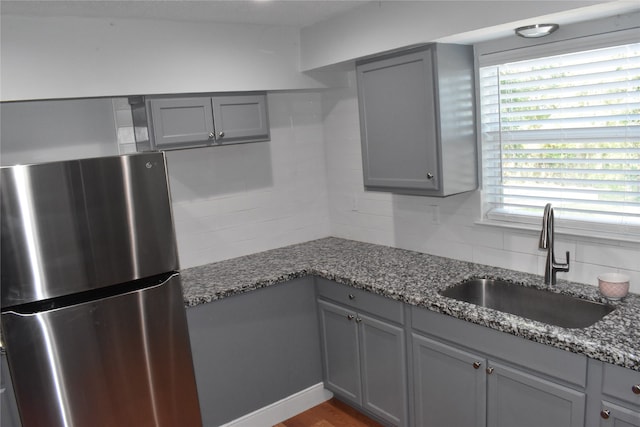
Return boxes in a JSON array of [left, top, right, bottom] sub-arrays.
[[0, 15, 334, 101], [300, 0, 616, 70], [0, 98, 118, 165], [166, 91, 330, 268], [0, 92, 331, 269], [321, 69, 640, 293]]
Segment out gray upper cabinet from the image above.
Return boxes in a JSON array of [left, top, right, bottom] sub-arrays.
[[211, 94, 269, 143], [150, 97, 214, 149], [130, 92, 269, 151], [356, 44, 477, 196]]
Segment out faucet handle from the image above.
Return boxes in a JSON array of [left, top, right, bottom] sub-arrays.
[[559, 251, 570, 272]]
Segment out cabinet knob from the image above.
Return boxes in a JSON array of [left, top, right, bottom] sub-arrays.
[[633, 384, 640, 395], [355, 317, 362, 323], [486, 367, 494, 374], [473, 361, 482, 369], [218, 131, 225, 138], [208, 132, 215, 139], [426, 172, 434, 180], [600, 409, 611, 419], [348, 294, 355, 300], [346, 314, 354, 321]]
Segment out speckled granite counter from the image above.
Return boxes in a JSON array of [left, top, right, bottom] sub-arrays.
[[181, 237, 640, 371]]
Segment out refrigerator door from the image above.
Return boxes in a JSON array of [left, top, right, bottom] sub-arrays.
[[1, 153, 179, 308], [1, 273, 201, 427]]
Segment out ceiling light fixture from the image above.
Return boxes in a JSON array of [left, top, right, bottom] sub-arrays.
[[515, 24, 559, 38]]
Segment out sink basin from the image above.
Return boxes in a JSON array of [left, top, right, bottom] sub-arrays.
[[440, 278, 615, 328]]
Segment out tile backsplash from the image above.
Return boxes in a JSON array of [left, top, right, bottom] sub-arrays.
[[321, 71, 640, 294], [18, 88, 634, 292]]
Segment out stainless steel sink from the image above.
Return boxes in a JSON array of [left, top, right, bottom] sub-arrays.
[[440, 278, 615, 328]]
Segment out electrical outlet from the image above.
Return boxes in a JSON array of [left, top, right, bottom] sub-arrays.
[[430, 205, 440, 224]]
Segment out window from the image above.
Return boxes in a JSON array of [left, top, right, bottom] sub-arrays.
[[479, 42, 640, 240]]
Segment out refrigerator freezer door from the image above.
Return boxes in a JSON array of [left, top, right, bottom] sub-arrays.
[[1, 274, 202, 427], [1, 153, 179, 307]]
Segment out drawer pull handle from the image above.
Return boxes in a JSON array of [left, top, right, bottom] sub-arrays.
[[633, 384, 640, 395], [348, 294, 355, 300], [347, 314, 354, 321], [601, 409, 610, 419], [473, 361, 482, 369]]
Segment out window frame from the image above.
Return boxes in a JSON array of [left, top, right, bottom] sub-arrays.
[[474, 22, 640, 243]]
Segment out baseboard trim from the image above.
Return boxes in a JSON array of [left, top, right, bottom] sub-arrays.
[[220, 383, 333, 427]]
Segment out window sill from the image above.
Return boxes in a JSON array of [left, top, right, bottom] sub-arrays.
[[475, 219, 640, 245]]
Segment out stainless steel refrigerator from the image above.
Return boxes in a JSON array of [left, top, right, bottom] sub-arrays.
[[0, 153, 202, 427]]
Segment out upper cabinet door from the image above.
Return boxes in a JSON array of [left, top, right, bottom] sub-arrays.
[[212, 93, 270, 144], [356, 44, 477, 197], [357, 48, 439, 192], [149, 97, 214, 149]]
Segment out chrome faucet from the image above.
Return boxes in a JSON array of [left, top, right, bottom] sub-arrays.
[[538, 203, 570, 286]]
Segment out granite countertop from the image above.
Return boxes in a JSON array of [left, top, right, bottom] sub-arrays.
[[181, 237, 640, 371]]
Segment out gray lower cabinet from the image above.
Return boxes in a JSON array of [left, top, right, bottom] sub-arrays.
[[487, 360, 585, 427], [411, 306, 588, 427], [129, 92, 269, 151], [356, 43, 477, 197], [316, 280, 407, 426], [412, 333, 586, 427], [596, 363, 640, 427], [317, 300, 361, 403], [599, 402, 640, 427], [186, 278, 322, 427], [412, 333, 485, 427]]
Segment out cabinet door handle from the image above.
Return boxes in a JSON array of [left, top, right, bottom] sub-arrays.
[[346, 314, 354, 321], [600, 409, 611, 419], [473, 361, 482, 369], [426, 172, 434, 180], [348, 294, 355, 300], [218, 131, 225, 138], [486, 367, 494, 374], [208, 132, 215, 139], [632, 384, 640, 395], [355, 317, 362, 323]]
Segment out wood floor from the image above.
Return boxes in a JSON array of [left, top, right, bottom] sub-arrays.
[[274, 398, 385, 427]]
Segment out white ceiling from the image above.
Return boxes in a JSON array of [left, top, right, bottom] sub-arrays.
[[1, 0, 638, 42], [0, 0, 369, 28]]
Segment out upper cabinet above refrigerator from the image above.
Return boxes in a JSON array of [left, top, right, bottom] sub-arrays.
[[356, 44, 477, 197], [129, 92, 270, 151]]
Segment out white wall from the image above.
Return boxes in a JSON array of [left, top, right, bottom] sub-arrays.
[[321, 71, 640, 293], [300, 0, 611, 70], [0, 15, 338, 101], [167, 92, 330, 268], [0, 98, 119, 165]]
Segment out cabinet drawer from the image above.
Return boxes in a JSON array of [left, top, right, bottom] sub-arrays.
[[602, 363, 640, 407], [411, 306, 587, 387], [315, 278, 404, 324]]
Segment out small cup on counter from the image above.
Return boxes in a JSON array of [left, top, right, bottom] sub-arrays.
[[598, 273, 630, 300]]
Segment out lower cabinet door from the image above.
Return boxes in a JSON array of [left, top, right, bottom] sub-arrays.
[[318, 300, 362, 405], [487, 360, 586, 427], [359, 313, 407, 426], [412, 333, 486, 427], [600, 401, 640, 427]]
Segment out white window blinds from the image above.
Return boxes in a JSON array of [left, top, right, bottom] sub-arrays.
[[479, 42, 640, 238]]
